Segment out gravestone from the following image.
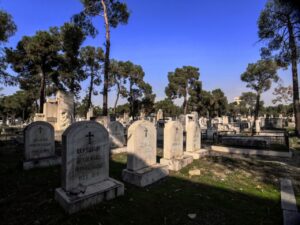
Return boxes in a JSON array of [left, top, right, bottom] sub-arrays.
[[55, 121, 124, 214], [108, 121, 127, 154], [156, 109, 163, 121], [86, 107, 94, 120], [23, 121, 60, 170], [255, 120, 261, 133], [160, 121, 193, 171], [184, 120, 208, 159], [122, 120, 169, 187]]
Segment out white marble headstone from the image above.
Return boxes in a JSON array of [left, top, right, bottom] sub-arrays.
[[186, 121, 201, 152], [61, 121, 109, 193], [163, 121, 183, 159], [127, 120, 156, 171]]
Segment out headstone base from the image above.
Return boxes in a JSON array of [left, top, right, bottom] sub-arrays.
[[184, 149, 209, 159], [55, 178, 124, 214], [160, 155, 193, 171], [122, 163, 169, 187], [23, 156, 61, 170], [110, 147, 127, 155]]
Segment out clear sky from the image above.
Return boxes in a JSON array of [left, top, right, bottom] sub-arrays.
[[0, 0, 297, 106]]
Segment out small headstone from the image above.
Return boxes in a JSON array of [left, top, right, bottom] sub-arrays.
[[160, 121, 193, 171], [23, 121, 60, 170], [122, 120, 169, 187], [55, 121, 124, 214], [108, 121, 126, 149]]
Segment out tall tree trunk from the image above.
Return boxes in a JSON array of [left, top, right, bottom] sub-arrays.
[[101, 0, 110, 116], [252, 92, 260, 135], [39, 71, 45, 113], [86, 71, 94, 116], [287, 17, 300, 136], [114, 82, 120, 114]]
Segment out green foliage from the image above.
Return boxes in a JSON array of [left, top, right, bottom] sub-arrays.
[[73, 0, 130, 36], [241, 60, 279, 94], [0, 10, 17, 85], [0, 10, 16, 44], [165, 66, 200, 114], [6, 29, 61, 112], [154, 98, 182, 117], [0, 90, 36, 121], [80, 46, 104, 114], [59, 23, 86, 96], [272, 83, 293, 104], [258, 0, 299, 65]]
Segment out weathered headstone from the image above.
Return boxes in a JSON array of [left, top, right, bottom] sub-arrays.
[[55, 121, 124, 214], [108, 121, 127, 154], [184, 121, 208, 159], [156, 109, 163, 121], [160, 121, 193, 171], [255, 120, 261, 133], [122, 120, 169, 187], [23, 121, 60, 170], [86, 107, 94, 120]]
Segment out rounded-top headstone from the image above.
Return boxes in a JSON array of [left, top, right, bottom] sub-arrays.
[[108, 121, 125, 148], [62, 121, 109, 193], [127, 120, 157, 171], [24, 121, 55, 160]]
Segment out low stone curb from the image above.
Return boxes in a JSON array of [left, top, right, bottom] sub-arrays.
[[210, 145, 292, 158]]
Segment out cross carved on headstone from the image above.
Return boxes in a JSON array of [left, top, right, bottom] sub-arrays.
[[38, 126, 43, 134], [144, 128, 148, 137], [86, 131, 94, 145]]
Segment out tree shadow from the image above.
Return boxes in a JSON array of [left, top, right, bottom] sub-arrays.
[[0, 144, 284, 225]]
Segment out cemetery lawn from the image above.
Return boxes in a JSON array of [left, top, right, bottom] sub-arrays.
[[2, 144, 300, 225]]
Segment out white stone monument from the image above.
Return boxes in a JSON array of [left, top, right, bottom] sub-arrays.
[[23, 121, 60, 170], [184, 121, 208, 159], [86, 107, 94, 120], [122, 120, 169, 187], [160, 121, 193, 171], [255, 120, 261, 133], [156, 109, 163, 121], [55, 121, 124, 214]]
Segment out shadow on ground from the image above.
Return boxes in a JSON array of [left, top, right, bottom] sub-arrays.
[[0, 141, 283, 225]]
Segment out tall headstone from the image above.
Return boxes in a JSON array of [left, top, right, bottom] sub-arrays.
[[122, 120, 169, 187], [255, 120, 261, 133], [23, 121, 60, 170], [184, 121, 208, 159], [108, 121, 127, 154], [55, 121, 124, 214], [160, 121, 193, 171], [156, 109, 163, 121], [86, 107, 94, 120]]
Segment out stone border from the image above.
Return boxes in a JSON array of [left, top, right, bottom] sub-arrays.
[[210, 145, 292, 158], [280, 179, 300, 225]]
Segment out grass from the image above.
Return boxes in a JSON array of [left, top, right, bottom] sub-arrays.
[[0, 142, 286, 225]]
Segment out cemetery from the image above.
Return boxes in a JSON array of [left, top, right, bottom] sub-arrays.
[[1, 1, 300, 225]]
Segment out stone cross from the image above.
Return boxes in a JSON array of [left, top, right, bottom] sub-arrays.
[[86, 131, 94, 144]]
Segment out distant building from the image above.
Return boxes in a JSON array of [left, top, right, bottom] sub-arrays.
[[234, 96, 242, 105]]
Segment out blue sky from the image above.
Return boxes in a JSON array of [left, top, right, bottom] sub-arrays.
[[0, 0, 296, 106]]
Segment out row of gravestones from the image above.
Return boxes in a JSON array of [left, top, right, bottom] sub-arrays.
[[23, 119, 207, 214]]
